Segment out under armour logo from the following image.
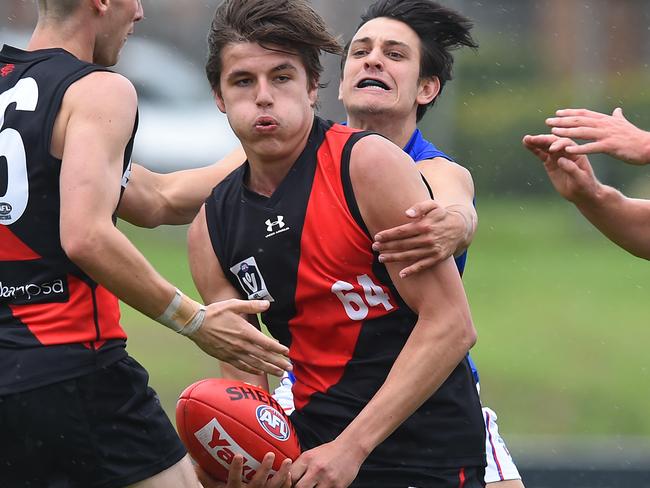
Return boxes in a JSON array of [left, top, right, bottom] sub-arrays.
[[266, 216, 285, 233]]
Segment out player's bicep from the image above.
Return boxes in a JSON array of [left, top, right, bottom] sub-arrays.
[[350, 136, 465, 314], [60, 73, 138, 229], [350, 136, 431, 243]]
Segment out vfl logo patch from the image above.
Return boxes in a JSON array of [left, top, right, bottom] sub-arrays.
[[256, 405, 291, 442], [194, 418, 271, 482], [230, 257, 274, 301], [265, 215, 290, 238]]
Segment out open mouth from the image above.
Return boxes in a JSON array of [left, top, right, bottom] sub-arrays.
[[357, 78, 390, 90]]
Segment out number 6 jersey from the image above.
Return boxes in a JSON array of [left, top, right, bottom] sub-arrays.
[[204, 117, 485, 471], [0, 45, 132, 395]]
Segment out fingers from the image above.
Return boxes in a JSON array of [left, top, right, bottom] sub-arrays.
[[226, 298, 271, 315], [398, 256, 443, 279], [550, 126, 600, 140], [378, 248, 438, 265], [564, 141, 603, 155], [404, 199, 439, 219], [374, 232, 438, 253], [374, 222, 422, 243], [546, 115, 599, 129], [555, 108, 606, 119], [612, 107, 624, 119], [270, 458, 293, 488], [522, 135, 550, 161], [548, 137, 577, 153], [225, 455, 244, 488]]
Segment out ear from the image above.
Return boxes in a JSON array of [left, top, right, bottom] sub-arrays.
[[308, 84, 318, 108], [416, 76, 440, 106], [214, 89, 226, 113], [90, 0, 110, 16], [338, 79, 343, 101]]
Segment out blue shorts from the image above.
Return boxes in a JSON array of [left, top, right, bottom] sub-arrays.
[[0, 356, 186, 488]]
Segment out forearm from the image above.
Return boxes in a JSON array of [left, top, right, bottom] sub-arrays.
[[119, 165, 215, 228], [120, 149, 245, 228], [62, 221, 177, 318], [336, 312, 475, 459], [575, 185, 650, 259]]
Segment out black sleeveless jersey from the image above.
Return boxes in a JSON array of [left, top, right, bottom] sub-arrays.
[[0, 45, 132, 395], [205, 117, 485, 470]]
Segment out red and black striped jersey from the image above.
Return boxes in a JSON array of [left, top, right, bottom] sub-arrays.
[[0, 45, 131, 394], [205, 117, 485, 471]]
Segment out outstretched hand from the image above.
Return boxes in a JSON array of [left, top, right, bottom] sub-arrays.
[[372, 199, 467, 278], [191, 299, 291, 377], [545, 107, 650, 165], [523, 133, 601, 204]]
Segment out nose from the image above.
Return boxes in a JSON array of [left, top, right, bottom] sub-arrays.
[[255, 79, 273, 107], [364, 47, 384, 71], [134, 0, 144, 22]]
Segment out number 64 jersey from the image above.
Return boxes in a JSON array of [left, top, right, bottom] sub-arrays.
[[204, 117, 485, 471], [0, 46, 132, 395]]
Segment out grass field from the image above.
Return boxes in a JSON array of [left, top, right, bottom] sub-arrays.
[[119, 198, 650, 438]]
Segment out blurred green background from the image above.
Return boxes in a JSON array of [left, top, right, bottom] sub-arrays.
[[119, 198, 650, 439], [3, 0, 650, 474]]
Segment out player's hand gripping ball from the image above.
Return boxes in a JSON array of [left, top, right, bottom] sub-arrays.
[[176, 378, 301, 482]]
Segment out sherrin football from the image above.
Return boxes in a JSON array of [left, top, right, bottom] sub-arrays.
[[176, 378, 301, 482]]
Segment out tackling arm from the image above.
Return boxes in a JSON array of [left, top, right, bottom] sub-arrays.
[[372, 156, 477, 277]]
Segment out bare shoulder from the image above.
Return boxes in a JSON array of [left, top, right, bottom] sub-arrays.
[[63, 71, 137, 120], [349, 134, 415, 180]]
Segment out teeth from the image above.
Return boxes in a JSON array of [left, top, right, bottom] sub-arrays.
[[358, 79, 389, 90]]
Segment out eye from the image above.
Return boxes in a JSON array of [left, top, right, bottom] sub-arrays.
[[387, 51, 404, 60], [275, 74, 291, 83], [234, 78, 252, 87], [352, 49, 368, 57]]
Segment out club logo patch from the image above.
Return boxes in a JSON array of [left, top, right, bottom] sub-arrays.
[[230, 257, 274, 301], [256, 405, 291, 441]]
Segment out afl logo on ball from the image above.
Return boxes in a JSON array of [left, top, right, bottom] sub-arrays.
[[256, 405, 290, 442]]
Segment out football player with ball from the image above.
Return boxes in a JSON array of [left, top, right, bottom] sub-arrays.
[[188, 0, 485, 487]]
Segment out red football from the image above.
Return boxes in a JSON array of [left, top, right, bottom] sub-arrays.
[[176, 378, 301, 482]]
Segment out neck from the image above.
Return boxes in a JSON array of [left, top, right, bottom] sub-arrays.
[[244, 117, 315, 197], [27, 18, 95, 63], [346, 113, 417, 149]]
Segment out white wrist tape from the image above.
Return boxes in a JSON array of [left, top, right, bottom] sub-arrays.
[[156, 288, 205, 337]]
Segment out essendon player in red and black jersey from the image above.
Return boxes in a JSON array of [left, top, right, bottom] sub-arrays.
[[0, 1, 290, 487], [189, 1, 486, 487]]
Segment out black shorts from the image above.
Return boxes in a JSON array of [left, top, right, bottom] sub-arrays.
[[351, 465, 485, 488], [0, 356, 186, 488]]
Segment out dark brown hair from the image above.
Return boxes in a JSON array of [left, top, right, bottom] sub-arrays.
[[343, 0, 478, 121], [206, 0, 342, 93]]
